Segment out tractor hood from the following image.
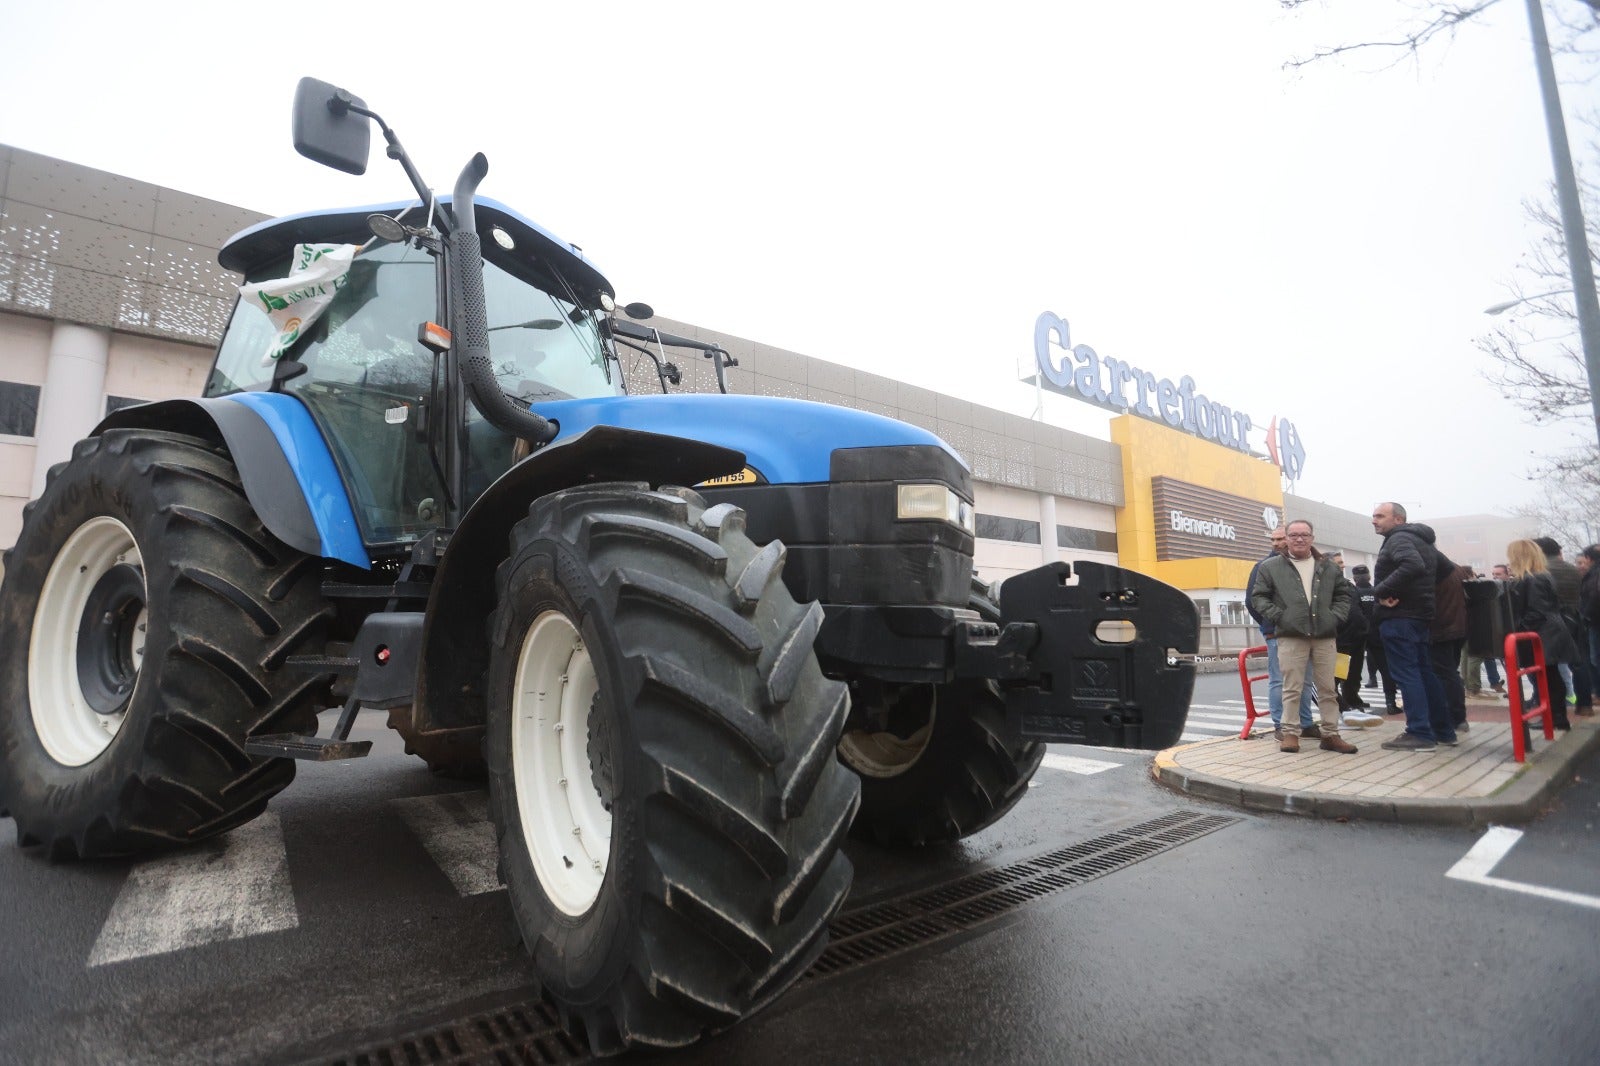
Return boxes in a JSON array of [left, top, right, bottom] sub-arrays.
[[531, 394, 966, 485]]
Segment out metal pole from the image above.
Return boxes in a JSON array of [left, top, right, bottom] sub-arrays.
[[1524, 0, 1600, 450]]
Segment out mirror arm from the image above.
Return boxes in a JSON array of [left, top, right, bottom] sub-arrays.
[[610, 334, 674, 393], [337, 98, 446, 232], [705, 347, 734, 395]]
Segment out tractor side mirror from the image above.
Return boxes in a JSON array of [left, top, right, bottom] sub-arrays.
[[624, 302, 654, 320], [292, 77, 371, 175]]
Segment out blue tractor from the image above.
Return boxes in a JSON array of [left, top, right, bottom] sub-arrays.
[[0, 79, 1198, 1053]]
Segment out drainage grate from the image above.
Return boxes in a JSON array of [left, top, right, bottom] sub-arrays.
[[802, 809, 1237, 982], [318, 810, 1234, 1065], [325, 999, 588, 1066]]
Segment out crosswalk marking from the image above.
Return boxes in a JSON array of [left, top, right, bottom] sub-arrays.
[[1185, 712, 1244, 724], [391, 792, 501, 896], [88, 812, 297, 967], [1040, 753, 1122, 775], [82, 732, 1185, 965]]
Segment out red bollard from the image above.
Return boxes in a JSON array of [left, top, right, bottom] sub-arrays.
[[1238, 645, 1270, 740], [1504, 631, 1554, 763]]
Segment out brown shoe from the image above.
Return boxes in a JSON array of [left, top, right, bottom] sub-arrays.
[[1280, 734, 1300, 753], [1321, 735, 1358, 754]]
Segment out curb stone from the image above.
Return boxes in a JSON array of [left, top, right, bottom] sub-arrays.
[[1151, 719, 1600, 825]]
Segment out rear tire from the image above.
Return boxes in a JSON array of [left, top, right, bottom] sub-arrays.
[[838, 578, 1043, 846], [486, 483, 858, 1054], [0, 430, 333, 858]]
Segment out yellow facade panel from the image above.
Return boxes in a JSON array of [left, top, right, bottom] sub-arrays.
[[1112, 415, 1283, 582]]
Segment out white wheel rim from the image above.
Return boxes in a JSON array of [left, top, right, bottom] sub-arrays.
[[29, 516, 144, 766], [511, 610, 611, 916], [838, 688, 937, 779]]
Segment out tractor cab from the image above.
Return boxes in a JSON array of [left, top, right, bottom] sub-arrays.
[[205, 199, 622, 549]]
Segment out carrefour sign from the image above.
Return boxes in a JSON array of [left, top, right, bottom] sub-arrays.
[[1033, 311, 1306, 478]]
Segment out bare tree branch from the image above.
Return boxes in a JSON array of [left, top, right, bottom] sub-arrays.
[[1280, 1, 1504, 70], [1280, 0, 1599, 72], [1477, 114, 1599, 431], [1509, 449, 1600, 550]]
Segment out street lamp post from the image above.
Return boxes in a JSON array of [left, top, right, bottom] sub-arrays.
[[1523, 0, 1600, 449], [1483, 288, 1577, 316]]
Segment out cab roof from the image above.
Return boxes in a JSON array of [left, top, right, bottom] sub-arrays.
[[219, 196, 615, 308]]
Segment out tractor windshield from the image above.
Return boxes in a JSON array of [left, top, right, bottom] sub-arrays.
[[206, 237, 619, 548]]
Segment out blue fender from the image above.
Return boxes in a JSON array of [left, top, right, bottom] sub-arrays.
[[417, 424, 745, 730], [533, 394, 966, 483], [98, 393, 367, 569]]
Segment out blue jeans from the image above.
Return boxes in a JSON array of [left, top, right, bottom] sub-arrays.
[[1381, 618, 1455, 742], [1485, 656, 1503, 687], [1265, 634, 1315, 728]]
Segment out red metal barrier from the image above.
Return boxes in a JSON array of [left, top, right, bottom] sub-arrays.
[[1237, 644, 1270, 740], [1504, 631, 1554, 763]]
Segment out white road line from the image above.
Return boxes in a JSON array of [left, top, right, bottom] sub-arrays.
[[88, 813, 297, 967], [1446, 826, 1600, 911], [1185, 712, 1245, 724], [1040, 753, 1122, 775], [1189, 703, 1244, 712], [392, 792, 501, 896]]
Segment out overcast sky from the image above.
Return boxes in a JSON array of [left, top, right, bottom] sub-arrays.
[[1, 1, 1592, 520]]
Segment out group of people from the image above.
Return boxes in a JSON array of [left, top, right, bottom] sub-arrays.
[[1245, 502, 1600, 756]]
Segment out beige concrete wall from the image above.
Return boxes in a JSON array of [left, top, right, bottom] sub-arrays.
[[1, 309, 215, 545], [0, 313, 52, 544]]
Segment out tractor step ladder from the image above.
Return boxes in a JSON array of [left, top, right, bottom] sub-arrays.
[[246, 667, 372, 761]]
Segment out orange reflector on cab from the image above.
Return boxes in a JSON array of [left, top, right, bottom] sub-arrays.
[[418, 322, 452, 352]]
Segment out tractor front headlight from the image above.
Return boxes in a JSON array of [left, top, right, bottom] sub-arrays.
[[896, 484, 975, 534]]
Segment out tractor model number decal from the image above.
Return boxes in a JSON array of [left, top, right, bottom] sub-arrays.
[[697, 466, 764, 487]]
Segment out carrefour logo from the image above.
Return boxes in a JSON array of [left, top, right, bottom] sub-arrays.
[[1170, 510, 1237, 541], [1032, 311, 1307, 477]]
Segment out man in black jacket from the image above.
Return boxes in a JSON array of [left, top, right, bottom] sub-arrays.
[[1536, 536, 1593, 715], [1346, 564, 1379, 710], [1371, 502, 1457, 751]]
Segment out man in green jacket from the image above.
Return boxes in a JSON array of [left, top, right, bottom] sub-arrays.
[[1249, 519, 1359, 755]]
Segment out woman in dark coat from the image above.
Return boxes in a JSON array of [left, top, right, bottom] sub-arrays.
[[1507, 539, 1579, 730]]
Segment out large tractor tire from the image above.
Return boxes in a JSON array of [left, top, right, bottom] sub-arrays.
[[837, 578, 1044, 847], [0, 430, 334, 859], [485, 484, 859, 1055]]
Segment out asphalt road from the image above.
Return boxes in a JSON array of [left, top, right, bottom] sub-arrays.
[[2, 675, 1598, 1065]]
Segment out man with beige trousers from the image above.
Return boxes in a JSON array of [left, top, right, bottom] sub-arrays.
[[1248, 519, 1360, 754]]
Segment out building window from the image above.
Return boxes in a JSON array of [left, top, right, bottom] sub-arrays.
[[105, 395, 148, 416], [1057, 525, 1118, 553], [1193, 598, 1212, 623], [976, 514, 1041, 545], [0, 381, 42, 437]]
